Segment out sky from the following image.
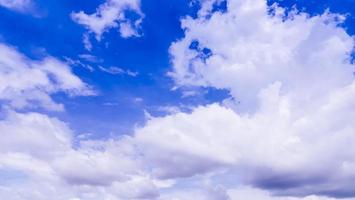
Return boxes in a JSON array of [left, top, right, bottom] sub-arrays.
[[0, 0, 355, 199]]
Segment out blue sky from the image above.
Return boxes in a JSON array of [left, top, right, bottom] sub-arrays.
[[0, 0, 231, 137], [0, 0, 354, 136], [1, 0, 355, 199]]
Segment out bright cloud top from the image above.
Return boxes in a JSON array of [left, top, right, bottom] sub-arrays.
[[1, 0, 355, 199], [170, 0, 354, 111], [71, 0, 144, 40], [145, 0, 355, 198]]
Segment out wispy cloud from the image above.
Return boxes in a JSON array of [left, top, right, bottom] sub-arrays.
[[0, 0, 33, 12], [98, 66, 138, 77], [78, 54, 102, 63], [0, 43, 94, 111]]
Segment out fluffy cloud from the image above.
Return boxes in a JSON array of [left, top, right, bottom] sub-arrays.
[[133, 0, 355, 198], [2, 0, 355, 199], [0, 111, 72, 158], [0, 43, 93, 111], [136, 83, 355, 197], [72, 0, 143, 40], [0, 0, 32, 12], [0, 43, 155, 198], [169, 0, 354, 111], [0, 111, 158, 200]]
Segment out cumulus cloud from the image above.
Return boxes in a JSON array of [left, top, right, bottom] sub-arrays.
[[169, 0, 354, 111], [133, 0, 355, 198], [71, 0, 144, 40], [0, 43, 93, 111], [2, 0, 355, 199], [0, 111, 72, 159], [0, 111, 157, 200]]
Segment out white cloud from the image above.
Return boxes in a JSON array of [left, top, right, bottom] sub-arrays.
[[0, 111, 157, 200], [0, 0, 32, 12], [0, 43, 154, 200], [78, 54, 100, 63], [64, 57, 94, 72], [52, 139, 142, 186], [0, 111, 72, 159], [82, 33, 93, 51], [2, 0, 355, 199], [0, 43, 94, 111], [133, 0, 355, 198], [169, 0, 354, 112], [159, 185, 231, 200], [135, 82, 355, 195], [158, 186, 347, 200], [227, 187, 346, 200], [99, 65, 138, 76], [108, 176, 159, 199], [71, 0, 144, 40]]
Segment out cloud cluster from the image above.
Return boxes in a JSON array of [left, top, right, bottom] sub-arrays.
[[140, 0, 355, 198], [170, 0, 354, 111], [2, 0, 355, 199], [72, 0, 144, 40], [0, 42, 160, 199], [0, 43, 160, 199]]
